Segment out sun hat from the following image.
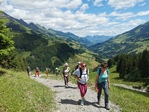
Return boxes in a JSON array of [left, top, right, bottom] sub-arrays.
[[78, 61, 81, 64], [64, 63, 68, 66]]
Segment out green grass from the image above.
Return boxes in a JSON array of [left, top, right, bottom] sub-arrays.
[[0, 68, 55, 112], [110, 85, 149, 112], [109, 66, 149, 112]]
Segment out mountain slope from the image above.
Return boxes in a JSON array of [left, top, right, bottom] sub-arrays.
[[89, 21, 149, 58], [85, 35, 112, 44], [1, 12, 82, 70]]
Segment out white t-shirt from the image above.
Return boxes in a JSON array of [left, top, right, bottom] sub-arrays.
[[73, 68, 88, 84], [63, 67, 70, 76]]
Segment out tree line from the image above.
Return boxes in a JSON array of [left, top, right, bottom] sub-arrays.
[[108, 49, 149, 82]]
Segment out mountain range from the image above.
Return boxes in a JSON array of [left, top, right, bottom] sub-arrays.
[[1, 12, 149, 59]]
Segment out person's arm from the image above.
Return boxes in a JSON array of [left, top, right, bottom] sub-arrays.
[[95, 74, 98, 90], [107, 69, 110, 89], [74, 75, 81, 80], [107, 77, 110, 89], [62, 68, 64, 77]]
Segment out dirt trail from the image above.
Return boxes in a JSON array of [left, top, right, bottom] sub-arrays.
[[30, 75, 121, 112]]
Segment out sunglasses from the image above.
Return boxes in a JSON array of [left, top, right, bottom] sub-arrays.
[[82, 66, 86, 67]]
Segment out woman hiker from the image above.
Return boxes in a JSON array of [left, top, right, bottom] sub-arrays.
[[95, 62, 110, 110], [73, 62, 89, 105], [62, 63, 70, 87]]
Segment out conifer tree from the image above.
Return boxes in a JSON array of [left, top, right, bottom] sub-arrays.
[[0, 11, 15, 67], [138, 49, 149, 78]]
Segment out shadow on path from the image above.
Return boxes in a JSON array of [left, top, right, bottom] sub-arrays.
[[54, 85, 78, 89], [59, 99, 106, 109]]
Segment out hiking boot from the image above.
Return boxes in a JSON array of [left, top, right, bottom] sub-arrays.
[[105, 105, 110, 110], [80, 100, 84, 106], [97, 101, 100, 105]]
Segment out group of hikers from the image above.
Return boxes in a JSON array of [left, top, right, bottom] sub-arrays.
[[26, 61, 110, 110], [26, 66, 43, 77]]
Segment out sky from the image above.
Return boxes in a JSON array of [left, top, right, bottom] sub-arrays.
[[0, 0, 149, 37]]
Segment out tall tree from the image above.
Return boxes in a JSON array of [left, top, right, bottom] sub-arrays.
[[138, 49, 149, 78], [0, 12, 15, 67]]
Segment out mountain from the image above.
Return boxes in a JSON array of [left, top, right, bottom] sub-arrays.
[[46, 29, 92, 46], [85, 35, 112, 44], [89, 21, 149, 58], [1, 12, 86, 70], [1, 12, 91, 46]]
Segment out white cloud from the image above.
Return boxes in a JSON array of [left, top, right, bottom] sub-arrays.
[[108, 0, 145, 9], [110, 11, 134, 20], [79, 4, 89, 12], [0, 0, 148, 37], [137, 10, 149, 16], [93, 0, 103, 6]]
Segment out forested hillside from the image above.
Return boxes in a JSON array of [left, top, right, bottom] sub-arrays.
[[89, 21, 149, 58], [0, 12, 85, 71]]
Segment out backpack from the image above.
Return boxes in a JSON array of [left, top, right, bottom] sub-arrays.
[[79, 68, 88, 78], [98, 67, 109, 76], [75, 65, 79, 70], [97, 68, 109, 83]]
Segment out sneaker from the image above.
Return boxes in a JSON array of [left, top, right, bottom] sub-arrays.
[[105, 105, 110, 110], [80, 100, 84, 106]]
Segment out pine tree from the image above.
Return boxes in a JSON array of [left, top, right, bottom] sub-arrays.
[[0, 12, 15, 67], [139, 49, 149, 78]]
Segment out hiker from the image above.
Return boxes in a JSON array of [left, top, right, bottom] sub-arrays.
[[73, 62, 89, 105], [34, 66, 40, 77], [55, 67, 60, 76], [94, 62, 110, 110], [62, 63, 70, 87], [26, 65, 31, 76], [46, 67, 50, 76], [74, 61, 81, 70]]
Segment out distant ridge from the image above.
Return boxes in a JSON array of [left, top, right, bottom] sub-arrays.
[[89, 21, 149, 58]]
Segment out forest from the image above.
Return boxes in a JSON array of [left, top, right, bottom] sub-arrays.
[[108, 49, 149, 83]]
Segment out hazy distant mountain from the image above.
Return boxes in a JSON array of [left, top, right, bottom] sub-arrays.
[[89, 21, 149, 58], [84, 35, 112, 44]]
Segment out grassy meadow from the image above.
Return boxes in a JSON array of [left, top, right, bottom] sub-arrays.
[[0, 68, 55, 112]]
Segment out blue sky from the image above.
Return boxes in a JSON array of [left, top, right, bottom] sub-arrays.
[[0, 0, 149, 37]]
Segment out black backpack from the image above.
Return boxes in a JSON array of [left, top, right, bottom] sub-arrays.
[[79, 68, 88, 78]]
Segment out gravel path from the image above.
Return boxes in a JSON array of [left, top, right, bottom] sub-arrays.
[[31, 74, 121, 112], [113, 84, 147, 93]]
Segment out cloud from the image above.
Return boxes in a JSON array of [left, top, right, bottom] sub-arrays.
[[110, 11, 134, 20], [137, 10, 149, 16], [93, 0, 103, 7], [108, 0, 145, 9], [79, 4, 89, 12], [0, 0, 148, 37]]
